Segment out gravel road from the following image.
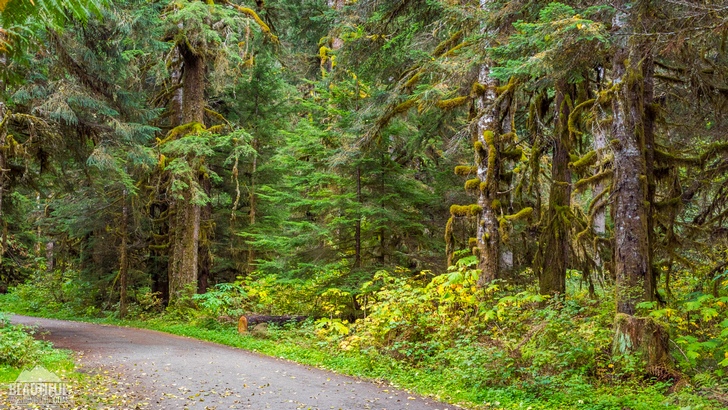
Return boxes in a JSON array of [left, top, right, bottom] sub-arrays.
[[10, 315, 454, 410]]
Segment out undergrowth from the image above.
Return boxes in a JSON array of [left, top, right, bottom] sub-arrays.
[[1, 261, 727, 409]]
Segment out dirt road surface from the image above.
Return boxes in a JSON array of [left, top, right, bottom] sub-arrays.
[[10, 315, 454, 410]]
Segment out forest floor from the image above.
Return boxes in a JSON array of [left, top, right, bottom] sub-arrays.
[[9, 315, 452, 410]]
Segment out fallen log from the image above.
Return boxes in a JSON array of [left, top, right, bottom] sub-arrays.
[[237, 315, 307, 333]]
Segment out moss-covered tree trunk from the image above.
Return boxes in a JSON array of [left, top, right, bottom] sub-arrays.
[[168, 42, 205, 303], [610, 1, 668, 369], [475, 63, 502, 287], [540, 80, 571, 297], [611, 5, 653, 316], [0, 103, 7, 265]]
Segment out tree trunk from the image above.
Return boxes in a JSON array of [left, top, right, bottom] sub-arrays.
[[168, 42, 205, 303], [610, 1, 668, 369], [354, 166, 362, 269], [540, 80, 571, 297], [119, 190, 129, 318], [475, 63, 501, 287], [611, 4, 653, 316], [0, 104, 6, 265]]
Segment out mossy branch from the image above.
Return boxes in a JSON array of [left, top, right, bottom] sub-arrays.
[[574, 170, 613, 192], [226, 1, 279, 43], [464, 178, 480, 191], [454, 165, 478, 176], [433, 30, 463, 57], [654, 149, 701, 167], [504, 207, 533, 222], [568, 98, 596, 138], [161, 122, 206, 144], [569, 150, 597, 172], [450, 204, 483, 217], [436, 96, 469, 110]]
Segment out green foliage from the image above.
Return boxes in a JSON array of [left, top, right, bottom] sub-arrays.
[[0, 313, 54, 368], [490, 3, 611, 84], [192, 282, 250, 318]]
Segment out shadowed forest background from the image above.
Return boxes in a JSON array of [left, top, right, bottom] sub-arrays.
[[1, 0, 728, 408]]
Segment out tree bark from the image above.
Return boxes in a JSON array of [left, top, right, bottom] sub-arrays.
[[611, 3, 653, 315], [475, 63, 501, 287], [119, 190, 129, 318], [540, 80, 571, 297], [610, 0, 668, 370], [354, 165, 362, 269], [0, 104, 6, 266], [168, 42, 205, 303]]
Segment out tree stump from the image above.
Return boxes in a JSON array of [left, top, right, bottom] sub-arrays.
[[613, 313, 677, 380]]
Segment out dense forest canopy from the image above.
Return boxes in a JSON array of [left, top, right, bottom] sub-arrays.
[[2, 0, 728, 407]]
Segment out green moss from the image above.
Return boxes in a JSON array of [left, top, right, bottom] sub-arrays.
[[393, 99, 417, 114], [654, 149, 701, 167], [454, 165, 478, 176], [569, 150, 597, 171], [464, 178, 480, 191], [433, 30, 463, 57], [404, 71, 423, 88], [574, 170, 613, 192], [483, 130, 495, 145], [450, 204, 482, 217], [450, 205, 470, 217], [437, 96, 469, 110], [502, 148, 523, 160], [468, 237, 477, 247], [163, 121, 205, 143], [504, 207, 533, 222], [471, 82, 486, 96], [491, 199, 501, 210]]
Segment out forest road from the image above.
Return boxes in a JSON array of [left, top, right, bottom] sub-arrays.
[[10, 315, 454, 410]]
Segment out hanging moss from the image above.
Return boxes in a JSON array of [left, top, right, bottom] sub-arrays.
[[464, 178, 480, 191], [454, 165, 478, 176], [500, 132, 516, 143], [568, 98, 596, 138], [575, 170, 614, 192], [569, 150, 597, 171], [437, 96, 469, 110], [654, 149, 701, 167], [504, 207, 533, 222], [654, 197, 681, 210], [700, 142, 728, 163]]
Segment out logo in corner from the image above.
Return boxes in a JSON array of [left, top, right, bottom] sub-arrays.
[[7, 365, 69, 406]]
